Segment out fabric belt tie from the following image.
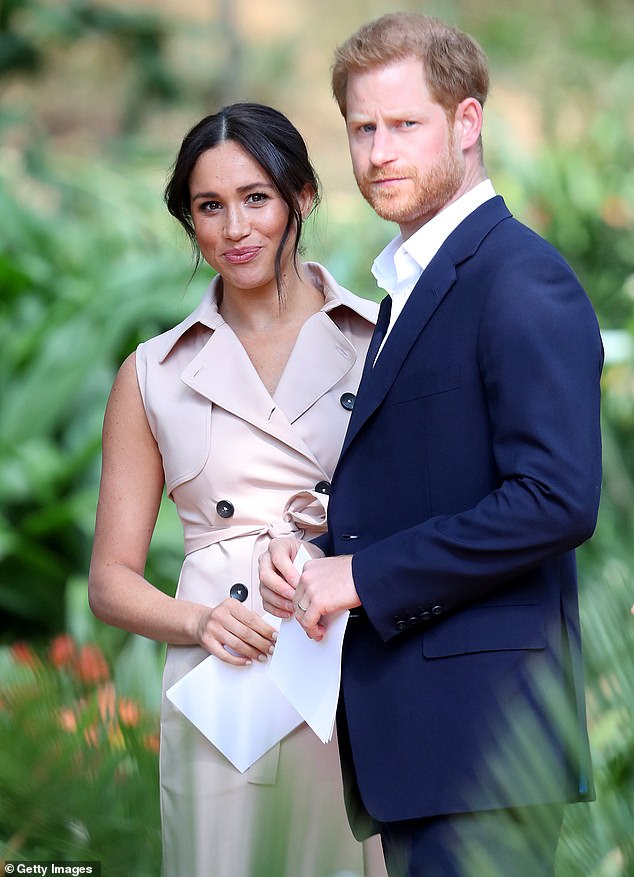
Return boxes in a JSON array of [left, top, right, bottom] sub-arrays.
[[183, 489, 328, 556]]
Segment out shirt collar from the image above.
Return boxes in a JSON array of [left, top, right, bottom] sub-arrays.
[[372, 179, 496, 298]]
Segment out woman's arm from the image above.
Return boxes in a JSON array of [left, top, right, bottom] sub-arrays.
[[88, 353, 276, 665]]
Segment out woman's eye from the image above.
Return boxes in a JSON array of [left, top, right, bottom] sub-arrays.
[[247, 192, 269, 204], [200, 200, 221, 213]]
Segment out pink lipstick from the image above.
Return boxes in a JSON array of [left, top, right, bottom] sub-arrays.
[[223, 247, 261, 264]]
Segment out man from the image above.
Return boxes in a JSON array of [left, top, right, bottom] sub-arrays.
[[260, 13, 602, 877]]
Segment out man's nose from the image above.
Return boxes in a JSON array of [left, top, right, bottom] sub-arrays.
[[369, 126, 397, 166]]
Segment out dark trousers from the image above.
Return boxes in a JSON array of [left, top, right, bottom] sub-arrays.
[[379, 804, 564, 877]]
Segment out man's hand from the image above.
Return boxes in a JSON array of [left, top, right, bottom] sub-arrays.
[[293, 555, 361, 641]]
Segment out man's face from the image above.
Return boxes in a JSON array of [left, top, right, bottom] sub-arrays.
[[345, 56, 465, 238]]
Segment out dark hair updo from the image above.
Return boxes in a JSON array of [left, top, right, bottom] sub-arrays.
[[165, 102, 321, 298]]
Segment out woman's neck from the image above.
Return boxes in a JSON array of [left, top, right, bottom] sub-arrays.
[[218, 263, 325, 395], [219, 264, 323, 335]]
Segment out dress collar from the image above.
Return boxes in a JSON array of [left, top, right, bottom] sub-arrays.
[[155, 261, 376, 364]]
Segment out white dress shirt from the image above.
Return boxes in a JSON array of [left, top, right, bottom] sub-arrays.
[[372, 179, 496, 360]]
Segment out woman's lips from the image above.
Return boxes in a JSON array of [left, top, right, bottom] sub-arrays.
[[223, 247, 261, 264]]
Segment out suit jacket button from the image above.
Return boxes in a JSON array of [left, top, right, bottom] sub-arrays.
[[340, 392, 356, 411], [230, 583, 248, 602], [431, 604, 443, 616], [216, 499, 234, 518], [407, 617, 418, 626], [394, 617, 407, 630], [420, 611, 432, 622], [315, 480, 331, 495]]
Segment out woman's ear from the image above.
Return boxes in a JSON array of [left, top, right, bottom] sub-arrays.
[[298, 184, 316, 219], [455, 97, 483, 151]]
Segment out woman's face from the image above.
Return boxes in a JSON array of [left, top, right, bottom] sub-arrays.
[[188, 140, 305, 296]]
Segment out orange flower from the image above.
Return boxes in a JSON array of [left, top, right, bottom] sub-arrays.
[[97, 682, 117, 723], [143, 732, 160, 754], [49, 634, 77, 668], [84, 724, 99, 747], [58, 707, 78, 733], [118, 697, 141, 728], [75, 643, 109, 684], [10, 641, 39, 667]]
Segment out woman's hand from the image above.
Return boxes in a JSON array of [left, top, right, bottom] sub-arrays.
[[259, 537, 324, 617], [195, 599, 278, 666]]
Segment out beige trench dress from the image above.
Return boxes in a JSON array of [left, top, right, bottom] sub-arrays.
[[136, 263, 386, 877]]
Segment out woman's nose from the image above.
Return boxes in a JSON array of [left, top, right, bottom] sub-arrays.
[[224, 205, 249, 240]]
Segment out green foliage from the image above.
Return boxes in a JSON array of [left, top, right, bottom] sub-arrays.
[[0, 635, 161, 875], [0, 151, 204, 641], [452, 549, 634, 877], [0, 0, 180, 128], [493, 85, 634, 331], [559, 556, 634, 877]]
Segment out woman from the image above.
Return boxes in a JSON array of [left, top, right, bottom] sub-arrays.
[[88, 103, 385, 877]]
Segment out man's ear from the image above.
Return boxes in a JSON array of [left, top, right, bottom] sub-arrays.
[[455, 97, 483, 150]]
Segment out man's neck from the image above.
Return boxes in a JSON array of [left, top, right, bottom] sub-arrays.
[[400, 165, 487, 241]]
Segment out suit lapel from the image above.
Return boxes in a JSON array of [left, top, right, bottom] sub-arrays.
[[341, 249, 457, 455], [341, 196, 511, 457], [362, 293, 393, 376]]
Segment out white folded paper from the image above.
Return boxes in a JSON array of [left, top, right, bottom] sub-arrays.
[[268, 546, 349, 743], [166, 611, 304, 773], [166, 544, 349, 772]]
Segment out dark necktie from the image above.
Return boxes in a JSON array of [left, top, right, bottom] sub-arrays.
[[345, 293, 392, 432], [366, 294, 392, 369]]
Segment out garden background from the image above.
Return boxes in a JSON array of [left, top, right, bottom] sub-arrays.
[[1, 0, 633, 874]]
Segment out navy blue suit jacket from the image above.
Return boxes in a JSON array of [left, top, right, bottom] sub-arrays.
[[315, 197, 603, 832]]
